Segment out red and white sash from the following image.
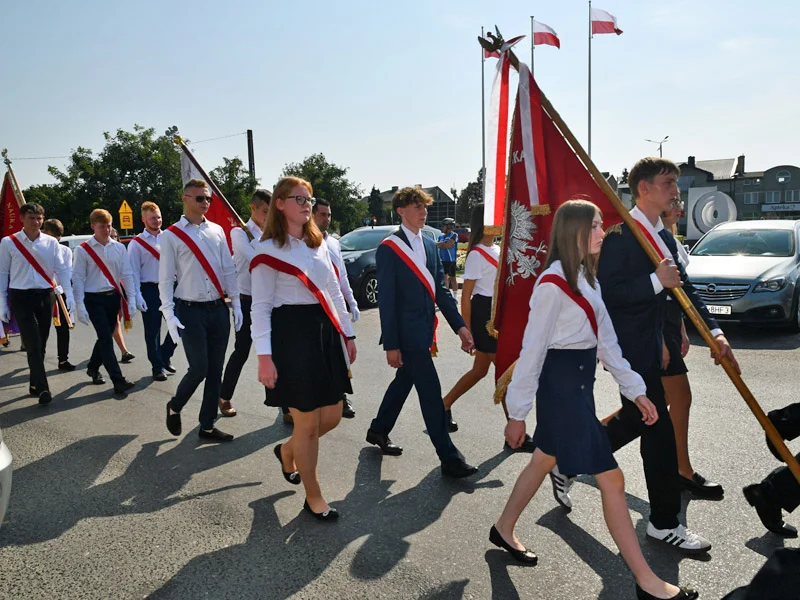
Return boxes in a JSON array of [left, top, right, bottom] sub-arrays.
[[9, 233, 61, 325], [629, 210, 672, 262], [470, 246, 499, 268], [538, 273, 598, 338], [167, 225, 225, 298], [79, 241, 133, 330], [380, 234, 439, 356], [249, 250, 351, 372], [131, 235, 160, 261]]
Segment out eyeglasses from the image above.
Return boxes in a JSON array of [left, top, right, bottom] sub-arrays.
[[185, 194, 212, 203], [287, 195, 316, 207]]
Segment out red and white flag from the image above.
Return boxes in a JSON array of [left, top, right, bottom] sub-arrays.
[[179, 149, 238, 253], [492, 63, 623, 400], [0, 171, 22, 239], [483, 35, 526, 59], [533, 21, 560, 48], [591, 8, 623, 35]]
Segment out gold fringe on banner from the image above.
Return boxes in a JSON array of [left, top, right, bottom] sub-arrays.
[[124, 319, 133, 332], [530, 204, 551, 216], [493, 360, 517, 404], [484, 225, 503, 236]]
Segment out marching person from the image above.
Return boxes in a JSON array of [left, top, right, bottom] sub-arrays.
[[441, 204, 535, 452], [493, 199, 698, 600], [312, 197, 360, 419], [72, 209, 137, 396], [437, 218, 459, 298], [109, 226, 135, 364], [161, 178, 242, 443], [251, 176, 357, 521], [41, 218, 76, 371], [366, 187, 478, 479], [219, 189, 271, 418], [0, 202, 74, 404], [127, 201, 177, 382]]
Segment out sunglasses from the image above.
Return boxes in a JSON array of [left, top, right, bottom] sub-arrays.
[[185, 194, 212, 203], [287, 195, 316, 207]]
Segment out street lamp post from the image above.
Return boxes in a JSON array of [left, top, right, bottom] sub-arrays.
[[645, 135, 669, 158]]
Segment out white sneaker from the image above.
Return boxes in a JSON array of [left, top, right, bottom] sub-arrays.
[[645, 522, 712, 555], [549, 465, 576, 512]]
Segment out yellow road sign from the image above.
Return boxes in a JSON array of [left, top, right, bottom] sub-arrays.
[[119, 200, 134, 229]]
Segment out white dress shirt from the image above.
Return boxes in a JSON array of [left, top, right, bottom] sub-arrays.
[[72, 236, 135, 307], [0, 231, 71, 298], [400, 224, 426, 262], [158, 216, 239, 311], [57, 244, 73, 286], [127, 229, 162, 286], [324, 233, 357, 310], [629, 205, 674, 296], [462, 244, 500, 297], [251, 235, 355, 355], [505, 260, 647, 422], [231, 219, 262, 296]]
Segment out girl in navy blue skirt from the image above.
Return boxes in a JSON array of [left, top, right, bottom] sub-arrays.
[[490, 200, 697, 600]]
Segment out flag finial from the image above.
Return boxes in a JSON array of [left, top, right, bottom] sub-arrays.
[[1, 149, 10, 167]]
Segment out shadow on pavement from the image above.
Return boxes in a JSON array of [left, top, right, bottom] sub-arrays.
[[688, 323, 800, 351], [148, 448, 509, 599]]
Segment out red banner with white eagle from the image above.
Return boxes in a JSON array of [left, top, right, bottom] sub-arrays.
[[492, 63, 622, 399]]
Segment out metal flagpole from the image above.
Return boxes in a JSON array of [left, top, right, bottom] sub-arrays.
[[481, 26, 486, 201], [588, 0, 592, 157], [530, 16, 535, 77]]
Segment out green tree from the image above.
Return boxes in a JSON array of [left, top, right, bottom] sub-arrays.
[[456, 169, 484, 223], [281, 153, 366, 234], [209, 157, 258, 218], [367, 186, 387, 225]]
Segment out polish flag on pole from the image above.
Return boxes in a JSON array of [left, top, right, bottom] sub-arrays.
[[533, 21, 560, 48], [591, 8, 623, 35]]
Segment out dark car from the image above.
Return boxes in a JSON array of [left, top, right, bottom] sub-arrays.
[[341, 224, 443, 308]]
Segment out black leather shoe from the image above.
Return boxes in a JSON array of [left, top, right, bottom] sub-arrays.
[[153, 371, 168, 382], [274, 444, 301, 485], [120, 352, 135, 363], [505, 433, 536, 453], [366, 429, 403, 455], [58, 361, 76, 371], [199, 428, 234, 442], [87, 369, 105, 385], [166, 403, 181, 436], [635, 584, 698, 600], [446, 409, 458, 432], [441, 458, 478, 478], [489, 525, 537, 564], [679, 472, 724, 500], [113, 379, 135, 395], [164, 361, 177, 374], [342, 397, 356, 419], [743, 484, 798, 538], [303, 499, 339, 521], [38, 391, 52, 405]]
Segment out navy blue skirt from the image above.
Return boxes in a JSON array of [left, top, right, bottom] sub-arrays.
[[531, 348, 618, 475]]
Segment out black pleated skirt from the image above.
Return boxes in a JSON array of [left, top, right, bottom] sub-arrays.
[[661, 299, 688, 377], [264, 304, 352, 412], [471, 294, 497, 354]]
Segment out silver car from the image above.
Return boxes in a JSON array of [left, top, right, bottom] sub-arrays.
[[686, 220, 800, 330], [0, 426, 11, 530]]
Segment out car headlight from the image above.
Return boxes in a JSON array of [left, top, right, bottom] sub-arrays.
[[753, 276, 787, 293]]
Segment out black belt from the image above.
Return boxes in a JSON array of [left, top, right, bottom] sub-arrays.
[[9, 288, 52, 294], [175, 298, 225, 308], [241, 294, 252, 301], [140, 281, 159, 287], [85, 290, 117, 296]]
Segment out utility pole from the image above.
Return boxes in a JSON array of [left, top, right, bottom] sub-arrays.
[[246, 129, 255, 180]]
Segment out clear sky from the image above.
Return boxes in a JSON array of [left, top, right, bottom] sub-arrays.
[[2, 0, 798, 197]]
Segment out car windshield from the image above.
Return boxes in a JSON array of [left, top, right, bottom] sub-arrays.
[[691, 229, 795, 257], [339, 229, 392, 252]]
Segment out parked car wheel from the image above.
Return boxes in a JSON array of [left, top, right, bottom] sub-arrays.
[[789, 287, 800, 333], [360, 272, 379, 308]]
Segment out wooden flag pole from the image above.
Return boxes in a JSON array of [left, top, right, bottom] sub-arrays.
[[478, 32, 800, 485], [171, 134, 254, 241]]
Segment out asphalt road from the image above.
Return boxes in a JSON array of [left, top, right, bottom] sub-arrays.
[[0, 306, 798, 600]]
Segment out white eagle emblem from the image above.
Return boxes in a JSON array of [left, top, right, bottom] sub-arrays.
[[506, 201, 547, 284]]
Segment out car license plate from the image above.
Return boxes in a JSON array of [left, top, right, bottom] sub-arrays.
[[707, 305, 731, 315]]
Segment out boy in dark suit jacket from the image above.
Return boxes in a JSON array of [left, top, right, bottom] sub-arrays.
[[366, 187, 478, 478]]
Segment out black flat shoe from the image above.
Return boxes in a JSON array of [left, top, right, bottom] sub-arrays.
[[446, 409, 458, 432], [87, 369, 105, 385], [441, 458, 478, 479], [153, 371, 167, 382], [58, 361, 76, 371], [113, 379, 135, 395], [164, 361, 177, 374], [166, 403, 181, 436], [274, 444, 301, 485], [679, 472, 724, 500], [303, 499, 339, 521], [199, 428, 234, 442], [366, 429, 403, 456], [489, 525, 537, 565], [635, 584, 698, 600], [342, 397, 355, 419], [120, 352, 135, 363], [743, 484, 798, 538], [38, 391, 52, 405]]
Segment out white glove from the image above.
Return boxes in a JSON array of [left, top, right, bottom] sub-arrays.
[[136, 292, 148, 312], [54, 285, 64, 295], [127, 301, 137, 321], [164, 311, 185, 345], [231, 297, 243, 332], [76, 304, 90, 325], [65, 295, 76, 313], [0, 301, 10, 323], [350, 304, 360, 323]]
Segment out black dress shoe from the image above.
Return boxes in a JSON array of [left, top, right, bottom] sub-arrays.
[[489, 525, 537, 564], [303, 499, 339, 521], [38, 391, 52, 405], [113, 379, 135, 395], [635, 584, 698, 600], [743, 484, 798, 538], [342, 397, 356, 419], [166, 403, 181, 436], [441, 458, 478, 478], [58, 361, 76, 371], [679, 472, 724, 500], [120, 352, 135, 363], [446, 409, 458, 432], [199, 428, 234, 442], [152, 371, 168, 382], [164, 361, 177, 374], [366, 429, 403, 455], [87, 369, 106, 385], [505, 433, 536, 453], [273, 444, 301, 485]]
